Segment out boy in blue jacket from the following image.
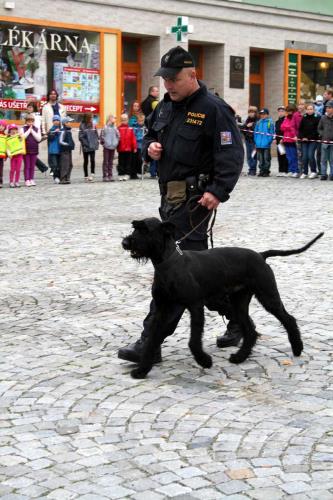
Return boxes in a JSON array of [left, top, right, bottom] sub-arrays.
[[131, 113, 146, 179], [254, 108, 275, 177], [48, 115, 61, 183]]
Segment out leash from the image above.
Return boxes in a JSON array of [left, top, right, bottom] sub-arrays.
[[207, 208, 217, 248], [175, 195, 217, 255]]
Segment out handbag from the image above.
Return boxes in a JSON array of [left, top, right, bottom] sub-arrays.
[[277, 143, 286, 155]]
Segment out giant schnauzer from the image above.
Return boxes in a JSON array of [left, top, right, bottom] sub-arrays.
[[122, 217, 323, 379]]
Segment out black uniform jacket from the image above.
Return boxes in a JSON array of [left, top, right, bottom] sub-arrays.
[[275, 117, 284, 144], [142, 82, 244, 203], [241, 116, 258, 144], [298, 113, 320, 141]]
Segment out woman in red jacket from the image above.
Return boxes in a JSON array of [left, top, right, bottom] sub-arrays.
[[117, 113, 137, 181], [280, 104, 299, 177]]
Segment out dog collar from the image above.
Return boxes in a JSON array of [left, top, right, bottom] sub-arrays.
[[175, 241, 183, 255]]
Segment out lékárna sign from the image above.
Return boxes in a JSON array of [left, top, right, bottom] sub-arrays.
[[0, 25, 91, 53]]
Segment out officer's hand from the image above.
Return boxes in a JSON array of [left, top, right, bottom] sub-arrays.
[[148, 142, 162, 160], [198, 192, 220, 210]]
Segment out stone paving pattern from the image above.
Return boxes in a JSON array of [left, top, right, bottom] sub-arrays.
[[0, 158, 332, 499]]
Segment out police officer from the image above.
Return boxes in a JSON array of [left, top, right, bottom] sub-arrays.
[[118, 46, 245, 364]]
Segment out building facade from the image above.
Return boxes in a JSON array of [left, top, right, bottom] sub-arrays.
[[1, 0, 333, 124]]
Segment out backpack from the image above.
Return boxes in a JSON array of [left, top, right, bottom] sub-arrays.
[[60, 128, 75, 152]]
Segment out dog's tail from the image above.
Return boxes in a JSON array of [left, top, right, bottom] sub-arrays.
[[261, 232, 324, 260]]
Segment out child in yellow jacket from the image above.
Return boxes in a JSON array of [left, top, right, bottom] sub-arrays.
[[7, 124, 25, 188]]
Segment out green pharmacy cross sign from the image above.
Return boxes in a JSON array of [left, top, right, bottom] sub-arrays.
[[167, 16, 193, 43]]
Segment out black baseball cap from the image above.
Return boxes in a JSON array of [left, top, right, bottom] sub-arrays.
[[277, 105, 286, 111], [259, 108, 269, 114], [326, 100, 333, 108], [154, 46, 195, 78]]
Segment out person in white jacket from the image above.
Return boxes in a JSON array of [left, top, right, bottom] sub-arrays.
[[41, 90, 67, 135]]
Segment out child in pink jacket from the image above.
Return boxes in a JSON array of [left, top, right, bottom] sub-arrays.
[[280, 104, 298, 177]]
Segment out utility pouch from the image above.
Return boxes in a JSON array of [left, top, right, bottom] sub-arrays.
[[185, 176, 198, 194], [166, 180, 187, 205], [197, 173, 210, 192]]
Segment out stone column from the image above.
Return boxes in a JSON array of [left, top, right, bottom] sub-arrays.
[[264, 51, 285, 114], [203, 44, 224, 97], [141, 37, 160, 99]]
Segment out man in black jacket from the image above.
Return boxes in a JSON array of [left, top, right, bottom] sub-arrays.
[[118, 46, 245, 364], [141, 86, 159, 117], [322, 88, 333, 115]]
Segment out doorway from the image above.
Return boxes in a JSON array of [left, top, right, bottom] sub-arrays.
[[188, 44, 203, 80], [122, 37, 141, 113], [250, 52, 264, 109]]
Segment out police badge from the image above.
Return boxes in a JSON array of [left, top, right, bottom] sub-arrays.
[[220, 131, 232, 145]]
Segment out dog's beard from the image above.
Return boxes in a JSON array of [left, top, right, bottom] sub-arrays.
[[129, 250, 148, 263], [122, 235, 149, 262], [123, 229, 165, 263]]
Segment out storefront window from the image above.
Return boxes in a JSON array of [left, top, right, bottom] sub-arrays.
[[0, 21, 100, 122], [301, 55, 333, 101]]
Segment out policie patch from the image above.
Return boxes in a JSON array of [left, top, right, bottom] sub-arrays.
[[185, 111, 206, 126], [220, 131, 232, 145]]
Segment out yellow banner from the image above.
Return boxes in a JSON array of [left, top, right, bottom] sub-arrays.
[[0, 135, 6, 156], [7, 134, 25, 156]]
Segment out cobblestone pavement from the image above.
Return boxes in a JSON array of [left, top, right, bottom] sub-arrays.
[[0, 160, 332, 500]]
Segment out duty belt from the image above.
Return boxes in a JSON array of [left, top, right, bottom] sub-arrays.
[[159, 174, 210, 197]]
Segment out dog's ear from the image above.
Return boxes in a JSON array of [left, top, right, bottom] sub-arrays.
[[132, 220, 148, 231], [161, 221, 176, 237]]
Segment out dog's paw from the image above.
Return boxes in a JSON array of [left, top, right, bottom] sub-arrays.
[[196, 352, 213, 369], [229, 350, 249, 364], [131, 367, 148, 379], [292, 340, 303, 357]]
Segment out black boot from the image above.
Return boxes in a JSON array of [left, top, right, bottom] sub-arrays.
[[118, 338, 162, 364], [216, 321, 243, 348], [216, 318, 258, 348]]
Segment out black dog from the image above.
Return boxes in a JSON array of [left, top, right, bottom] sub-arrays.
[[122, 218, 323, 379]]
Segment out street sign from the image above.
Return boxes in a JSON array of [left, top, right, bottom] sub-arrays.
[[166, 16, 193, 43], [0, 98, 99, 115], [287, 53, 298, 104], [124, 72, 137, 82], [39, 100, 99, 114], [63, 103, 99, 114], [0, 99, 28, 110]]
